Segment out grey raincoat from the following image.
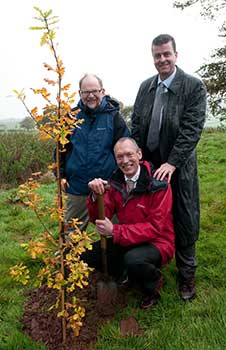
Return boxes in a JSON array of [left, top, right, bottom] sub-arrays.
[[131, 67, 207, 247]]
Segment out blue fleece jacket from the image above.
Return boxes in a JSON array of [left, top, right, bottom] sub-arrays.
[[60, 95, 130, 195]]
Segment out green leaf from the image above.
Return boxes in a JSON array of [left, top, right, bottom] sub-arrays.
[[40, 32, 48, 46], [29, 26, 46, 31]]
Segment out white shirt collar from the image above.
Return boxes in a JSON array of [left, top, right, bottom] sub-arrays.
[[124, 165, 141, 183]]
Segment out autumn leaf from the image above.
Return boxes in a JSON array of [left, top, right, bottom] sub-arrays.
[[31, 107, 38, 115], [43, 62, 55, 71], [62, 83, 71, 91], [44, 78, 57, 86], [35, 115, 43, 122], [57, 67, 65, 76], [48, 162, 57, 169]]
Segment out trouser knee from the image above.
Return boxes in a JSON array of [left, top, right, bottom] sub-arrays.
[[124, 250, 160, 283]]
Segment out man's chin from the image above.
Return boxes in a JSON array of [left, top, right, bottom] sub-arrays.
[[124, 170, 135, 177], [87, 103, 97, 109]]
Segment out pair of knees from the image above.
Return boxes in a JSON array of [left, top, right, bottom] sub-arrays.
[[124, 252, 160, 286]]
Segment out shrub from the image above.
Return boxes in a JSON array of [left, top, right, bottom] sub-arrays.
[[0, 131, 54, 188]]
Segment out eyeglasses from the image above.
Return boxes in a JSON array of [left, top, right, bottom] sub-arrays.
[[80, 89, 102, 97]]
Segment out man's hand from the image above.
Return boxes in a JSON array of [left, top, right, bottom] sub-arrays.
[[95, 217, 113, 236], [88, 178, 108, 195], [153, 162, 176, 183], [61, 178, 69, 192]]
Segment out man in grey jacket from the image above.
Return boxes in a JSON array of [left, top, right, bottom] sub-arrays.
[[131, 34, 207, 301]]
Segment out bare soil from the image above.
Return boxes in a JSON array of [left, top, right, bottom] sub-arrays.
[[21, 271, 132, 350]]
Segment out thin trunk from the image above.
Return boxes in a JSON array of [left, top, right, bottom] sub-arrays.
[[55, 141, 66, 344]]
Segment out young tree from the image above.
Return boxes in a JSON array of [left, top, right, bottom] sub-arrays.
[[10, 7, 93, 344], [174, 0, 226, 121]]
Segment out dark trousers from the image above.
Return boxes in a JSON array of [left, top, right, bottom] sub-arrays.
[[175, 243, 197, 280], [81, 238, 162, 294], [145, 147, 198, 280]]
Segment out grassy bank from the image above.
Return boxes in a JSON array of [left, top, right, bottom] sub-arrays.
[[0, 130, 226, 349]]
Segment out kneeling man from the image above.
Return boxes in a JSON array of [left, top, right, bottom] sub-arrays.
[[83, 137, 175, 309]]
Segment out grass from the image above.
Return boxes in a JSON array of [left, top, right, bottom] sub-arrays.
[[0, 129, 226, 349]]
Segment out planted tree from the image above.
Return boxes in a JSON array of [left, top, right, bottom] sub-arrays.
[[10, 7, 93, 344]]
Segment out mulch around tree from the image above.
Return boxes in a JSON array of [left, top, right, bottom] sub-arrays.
[[21, 271, 142, 350]]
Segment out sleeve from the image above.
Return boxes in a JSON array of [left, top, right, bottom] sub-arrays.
[[168, 78, 207, 168], [113, 186, 174, 247], [113, 112, 130, 146], [131, 82, 145, 147], [53, 141, 72, 178]]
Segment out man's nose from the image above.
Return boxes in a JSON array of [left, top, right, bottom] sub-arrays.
[[122, 155, 129, 163], [159, 54, 165, 61], [88, 92, 95, 97]]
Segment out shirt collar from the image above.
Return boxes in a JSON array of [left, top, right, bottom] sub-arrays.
[[124, 165, 141, 183], [158, 67, 177, 89]]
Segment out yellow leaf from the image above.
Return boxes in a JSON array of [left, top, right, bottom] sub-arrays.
[[31, 107, 38, 115], [48, 162, 57, 169], [35, 115, 43, 122], [44, 78, 56, 86], [62, 84, 71, 91]]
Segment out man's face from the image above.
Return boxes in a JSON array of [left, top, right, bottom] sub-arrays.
[[114, 140, 142, 178], [152, 41, 177, 80], [79, 76, 105, 109]]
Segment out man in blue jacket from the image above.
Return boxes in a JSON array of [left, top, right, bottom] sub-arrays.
[[60, 74, 130, 231]]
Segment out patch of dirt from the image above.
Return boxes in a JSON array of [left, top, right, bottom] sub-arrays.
[[21, 271, 128, 350]]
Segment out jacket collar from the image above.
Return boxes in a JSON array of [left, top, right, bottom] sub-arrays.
[[148, 66, 185, 95], [109, 160, 168, 197]]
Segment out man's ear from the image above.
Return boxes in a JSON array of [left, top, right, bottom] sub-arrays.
[[138, 149, 142, 160], [101, 88, 105, 95], [78, 90, 82, 98]]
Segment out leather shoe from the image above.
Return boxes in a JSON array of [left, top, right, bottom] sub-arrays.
[[140, 292, 160, 309], [179, 277, 196, 301], [140, 276, 164, 309], [119, 277, 131, 291]]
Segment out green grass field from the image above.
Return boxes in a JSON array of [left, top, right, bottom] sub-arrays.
[[0, 130, 226, 350]]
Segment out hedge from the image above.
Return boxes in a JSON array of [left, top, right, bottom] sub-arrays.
[[0, 131, 54, 188]]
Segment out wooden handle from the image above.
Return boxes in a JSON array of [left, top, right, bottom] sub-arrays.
[[97, 194, 108, 274], [97, 194, 105, 220]]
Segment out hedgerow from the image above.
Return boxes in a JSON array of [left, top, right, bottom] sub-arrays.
[[0, 131, 54, 188]]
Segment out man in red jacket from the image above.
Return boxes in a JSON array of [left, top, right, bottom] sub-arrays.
[[84, 137, 175, 309]]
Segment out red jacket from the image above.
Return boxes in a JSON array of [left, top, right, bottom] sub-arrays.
[[87, 161, 175, 265]]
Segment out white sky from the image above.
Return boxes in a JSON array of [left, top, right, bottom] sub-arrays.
[[0, 0, 223, 119]]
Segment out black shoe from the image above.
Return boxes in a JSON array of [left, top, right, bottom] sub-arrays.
[[119, 277, 131, 291], [178, 277, 196, 301], [140, 276, 164, 309], [140, 292, 160, 309]]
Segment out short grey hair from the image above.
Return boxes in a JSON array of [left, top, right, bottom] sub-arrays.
[[79, 74, 103, 89], [114, 137, 140, 153]]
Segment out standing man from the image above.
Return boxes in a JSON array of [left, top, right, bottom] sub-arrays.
[[84, 137, 175, 309], [60, 74, 130, 231], [131, 34, 207, 301]]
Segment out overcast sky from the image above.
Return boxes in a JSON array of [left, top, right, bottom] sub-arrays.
[[0, 0, 222, 119]]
